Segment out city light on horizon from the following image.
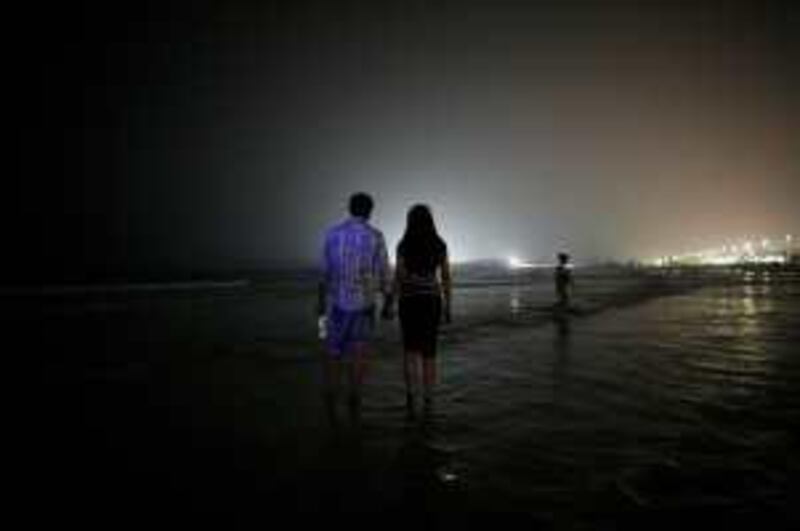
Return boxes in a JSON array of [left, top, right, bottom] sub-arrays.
[[647, 232, 797, 267]]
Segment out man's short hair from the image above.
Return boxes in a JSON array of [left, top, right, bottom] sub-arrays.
[[349, 192, 374, 219]]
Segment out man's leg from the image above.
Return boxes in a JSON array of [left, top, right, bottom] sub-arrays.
[[324, 354, 342, 427], [348, 342, 369, 408], [348, 306, 375, 407]]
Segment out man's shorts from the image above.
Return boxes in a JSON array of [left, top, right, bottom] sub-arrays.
[[326, 305, 376, 357]]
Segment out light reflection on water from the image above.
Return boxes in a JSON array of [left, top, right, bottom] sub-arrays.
[[30, 268, 798, 523], [509, 286, 522, 315], [364, 276, 800, 519]]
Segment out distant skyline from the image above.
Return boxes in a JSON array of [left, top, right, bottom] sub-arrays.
[[10, 0, 798, 280]]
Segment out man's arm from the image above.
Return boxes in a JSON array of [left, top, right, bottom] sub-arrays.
[[317, 280, 327, 317], [376, 235, 394, 319], [317, 235, 330, 317]]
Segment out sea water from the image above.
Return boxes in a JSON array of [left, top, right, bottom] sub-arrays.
[[20, 265, 800, 527]]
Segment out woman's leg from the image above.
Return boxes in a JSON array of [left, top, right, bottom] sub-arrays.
[[423, 295, 442, 404], [422, 357, 437, 403], [404, 350, 421, 399]]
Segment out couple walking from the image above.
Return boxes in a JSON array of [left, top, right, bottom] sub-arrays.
[[317, 192, 451, 419]]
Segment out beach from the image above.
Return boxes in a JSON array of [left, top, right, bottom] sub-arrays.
[[23, 265, 800, 528]]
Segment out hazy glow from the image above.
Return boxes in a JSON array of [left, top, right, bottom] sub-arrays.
[[19, 0, 798, 280]]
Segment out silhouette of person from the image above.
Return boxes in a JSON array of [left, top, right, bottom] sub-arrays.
[[554, 252, 573, 309], [317, 192, 393, 425], [391, 204, 452, 414]]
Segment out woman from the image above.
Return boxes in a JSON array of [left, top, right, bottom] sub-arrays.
[[394, 204, 452, 412]]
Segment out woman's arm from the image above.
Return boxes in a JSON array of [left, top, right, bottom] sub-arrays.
[[394, 251, 406, 295], [440, 249, 452, 323]]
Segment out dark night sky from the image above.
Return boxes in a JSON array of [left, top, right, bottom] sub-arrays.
[[11, 0, 799, 281]]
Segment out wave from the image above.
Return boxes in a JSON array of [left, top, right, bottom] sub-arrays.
[[1, 279, 251, 297]]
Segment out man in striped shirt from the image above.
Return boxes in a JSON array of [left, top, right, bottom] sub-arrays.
[[317, 192, 393, 417]]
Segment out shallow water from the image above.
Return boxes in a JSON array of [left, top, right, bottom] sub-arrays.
[[22, 267, 800, 527]]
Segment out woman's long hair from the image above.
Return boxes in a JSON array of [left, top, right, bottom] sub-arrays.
[[398, 204, 446, 275]]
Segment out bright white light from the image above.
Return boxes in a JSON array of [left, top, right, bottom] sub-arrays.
[[506, 255, 548, 269], [448, 256, 471, 266], [754, 255, 786, 265], [706, 255, 739, 266], [507, 255, 533, 269]]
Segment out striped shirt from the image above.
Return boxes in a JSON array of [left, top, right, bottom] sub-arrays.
[[322, 217, 390, 311]]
